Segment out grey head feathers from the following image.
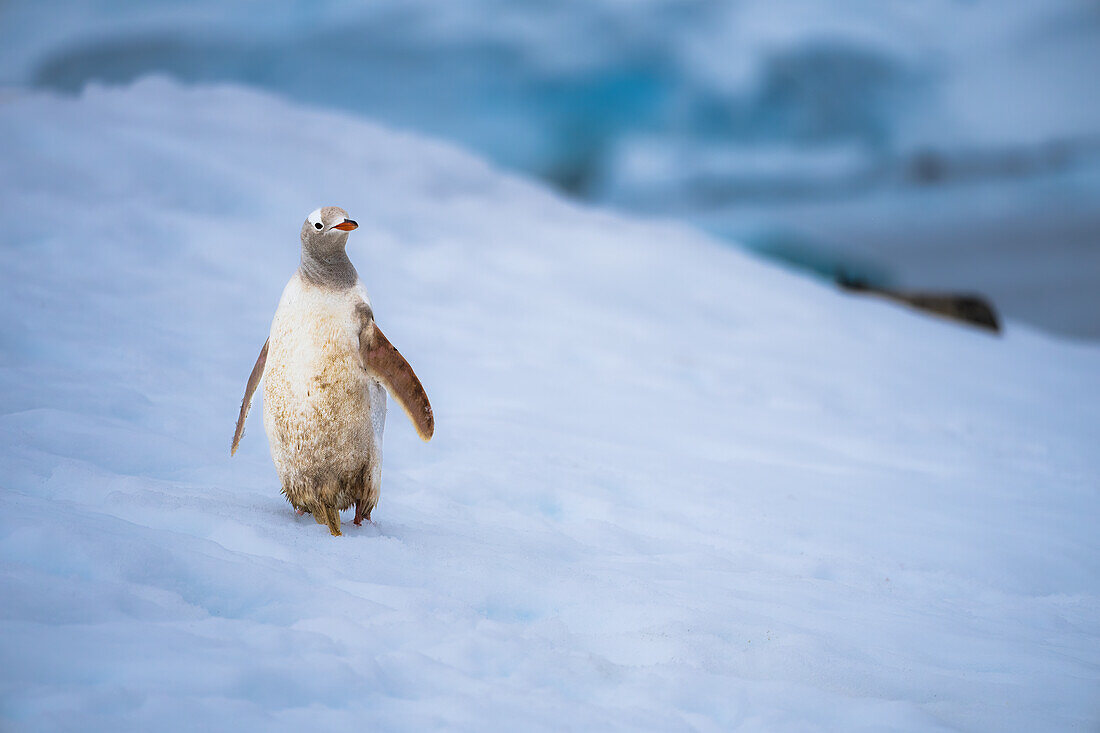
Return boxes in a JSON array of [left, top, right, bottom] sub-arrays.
[[299, 206, 360, 289]]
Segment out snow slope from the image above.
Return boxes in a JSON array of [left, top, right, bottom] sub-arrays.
[[0, 79, 1098, 731]]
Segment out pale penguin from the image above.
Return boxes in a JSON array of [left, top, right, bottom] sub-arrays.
[[231, 206, 434, 535]]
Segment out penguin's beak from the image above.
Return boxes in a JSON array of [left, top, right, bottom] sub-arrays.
[[333, 219, 358, 231]]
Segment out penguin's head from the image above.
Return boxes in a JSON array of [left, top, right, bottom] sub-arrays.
[[301, 206, 358, 256]]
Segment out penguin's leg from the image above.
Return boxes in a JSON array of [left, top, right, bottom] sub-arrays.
[[302, 477, 342, 536], [353, 461, 380, 526], [322, 503, 342, 536], [284, 483, 309, 516], [353, 498, 372, 525]]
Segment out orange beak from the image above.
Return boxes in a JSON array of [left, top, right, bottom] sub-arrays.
[[333, 219, 358, 231]]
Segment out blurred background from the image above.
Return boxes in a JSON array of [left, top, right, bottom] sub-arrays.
[[3, 0, 1098, 338]]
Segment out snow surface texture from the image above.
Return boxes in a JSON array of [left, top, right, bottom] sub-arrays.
[[1, 79, 1099, 731]]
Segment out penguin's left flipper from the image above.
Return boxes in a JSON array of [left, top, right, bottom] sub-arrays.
[[358, 309, 434, 442], [231, 338, 269, 456]]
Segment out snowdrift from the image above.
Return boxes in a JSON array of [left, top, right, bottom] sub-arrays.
[[0, 79, 1098, 731]]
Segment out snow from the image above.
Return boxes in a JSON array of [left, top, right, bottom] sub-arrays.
[[1, 78, 1099, 731]]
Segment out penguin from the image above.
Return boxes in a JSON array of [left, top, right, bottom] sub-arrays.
[[231, 206, 434, 536]]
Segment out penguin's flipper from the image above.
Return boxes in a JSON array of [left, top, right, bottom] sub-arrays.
[[231, 339, 269, 456], [358, 316, 434, 442]]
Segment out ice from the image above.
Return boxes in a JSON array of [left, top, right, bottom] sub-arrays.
[[3, 0, 1097, 179], [0, 79, 1098, 731]]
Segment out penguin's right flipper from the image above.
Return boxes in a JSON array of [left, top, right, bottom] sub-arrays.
[[231, 339, 269, 456], [358, 315, 434, 442]]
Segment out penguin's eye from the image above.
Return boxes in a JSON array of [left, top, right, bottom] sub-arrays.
[[314, 222, 323, 230]]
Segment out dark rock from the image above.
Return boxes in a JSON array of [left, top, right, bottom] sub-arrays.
[[837, 274, 1000, 333]]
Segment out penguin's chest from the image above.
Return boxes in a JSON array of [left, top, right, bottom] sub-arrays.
[[262, 285, 378, 476]]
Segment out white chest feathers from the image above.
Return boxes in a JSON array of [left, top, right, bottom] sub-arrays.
[[266, 274, 368, 390], [261, 273, 384, 493]]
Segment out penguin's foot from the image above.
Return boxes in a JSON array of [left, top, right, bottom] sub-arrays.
[[300, 501, 341, 536], [320, 504, 342, 537], [295, 508, 306, 516], [353, 500, 373, 526]]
